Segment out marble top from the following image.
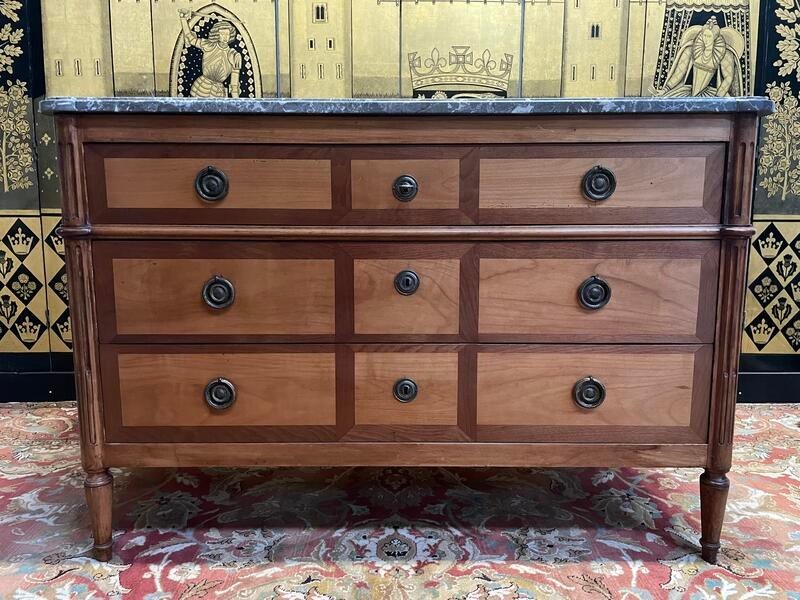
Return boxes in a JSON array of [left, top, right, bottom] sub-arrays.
[[40, 96, 774, 116]]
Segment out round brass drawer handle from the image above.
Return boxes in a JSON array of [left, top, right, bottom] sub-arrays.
[[573, 376, 606, 409], [578, 275, 611, 310], [202, 275, 235, 310], [393, 378, 418, 403], [581, 165, 616, 202], [392, 174, 419, 202], [394, 269, 420, 296], [195, 165, 229, 202], [205, 377, 236, 410]]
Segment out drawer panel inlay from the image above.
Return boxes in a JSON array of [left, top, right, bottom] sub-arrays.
[[104, 157, 332, 210], [354, 352, 459, 426], [475, 345, 711, 443], [351, 159, 460, 209], [109, 256, 335, 337], [116, 351, 337, 427], [478, 144, 724, 224], [354, 259, 460, 334], [478, 241, 718, 342]]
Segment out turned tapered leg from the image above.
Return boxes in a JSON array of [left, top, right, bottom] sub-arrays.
[[85, 470, 113, 561], [699, 470, 729, 564]]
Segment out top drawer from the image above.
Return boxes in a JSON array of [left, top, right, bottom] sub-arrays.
[[84, 143, 724, 225], [478, 144, 724, 224]]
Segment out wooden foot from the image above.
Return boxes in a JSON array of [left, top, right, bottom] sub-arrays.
[[85, 470, 113, 561], [699, 470, 729, 564]]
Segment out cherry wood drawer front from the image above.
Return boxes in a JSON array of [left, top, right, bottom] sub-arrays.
[[87, 144, 336, 223], [348, 243, 471, 339], [476, 345, 711, 443], [102, 346, 338, 443], [348, 351, 464, 441], [104, 157, 332, 209], [354, 259, 460, 335], [351, 159, 460, 209], [95, 242, 336, 341], [478, 241, 719, 343], [478, 144, 724, 224]]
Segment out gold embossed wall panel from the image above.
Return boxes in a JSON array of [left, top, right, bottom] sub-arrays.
[[41, 0, 113, 96], [744, 221, 800, 354], [401, 1, 521, 98], [152, 0, 278, 98], [36, 0, 763, 100], [0, 217, 48, 354], [110, 0, 156, 96], [740, 1, 800, 368]]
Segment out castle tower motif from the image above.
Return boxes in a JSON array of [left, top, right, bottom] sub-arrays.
[[289, 1, 351, 98], [41, 0, 113, 96], [561, 0, 630, 97]]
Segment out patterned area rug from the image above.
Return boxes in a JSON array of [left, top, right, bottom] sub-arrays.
[[0, 403, 798, 598]]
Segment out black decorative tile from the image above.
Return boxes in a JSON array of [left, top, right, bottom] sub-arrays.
[[1, 219, 39, 260], [7, 264, 41, 304], [782, 317, 800, 352], [749, 267, 782, 307], [753, 223, 786, 264], [10, 307, 44, 350], [44, 221, 65, 257], [745, 311, 780, 350], [51, 309, 71, 349], [48, 265, 68, 304]]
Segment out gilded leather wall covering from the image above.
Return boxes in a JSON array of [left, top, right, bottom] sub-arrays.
[[0, 0, 63, 364], [740, 0, 800, 358], [40, 0, 760, 100]]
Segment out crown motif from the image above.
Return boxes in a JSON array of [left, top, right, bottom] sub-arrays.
[[56, 318, 72, 344], [791, 281, 800, 303], [15, 316, 41, 344], [758, 232, 783, 259], [8, 227, 34, 256], [750, 318, 776, 345], [408, 46, 513, 98], [49, 232, 64, 256]]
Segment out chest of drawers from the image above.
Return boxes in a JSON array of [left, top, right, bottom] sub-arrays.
[[44, 97, 771, 564]]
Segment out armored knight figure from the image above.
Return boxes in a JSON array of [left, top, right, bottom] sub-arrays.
[[179, 9, 242, 98], [661, 17, 745, 97]]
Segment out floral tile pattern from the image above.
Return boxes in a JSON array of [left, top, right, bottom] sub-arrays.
[[0, 403, 798, 598]]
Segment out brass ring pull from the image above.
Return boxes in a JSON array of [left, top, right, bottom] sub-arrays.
[[573, 376, 606, 409], [205, 377, 236, 410]]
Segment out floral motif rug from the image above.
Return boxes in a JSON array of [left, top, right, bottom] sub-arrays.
[[0, 403, 798, 599]]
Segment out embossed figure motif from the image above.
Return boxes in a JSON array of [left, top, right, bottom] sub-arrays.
[[179, 9, 241, 98], [662, 17, 744, 97]]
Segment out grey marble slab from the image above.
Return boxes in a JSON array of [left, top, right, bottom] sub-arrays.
[[40, 96, 773, 116]]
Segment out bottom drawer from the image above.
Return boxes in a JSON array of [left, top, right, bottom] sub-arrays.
[[476, 345, 712, 443], [101, 344, 711, 444], [101, 345, 339, 442]]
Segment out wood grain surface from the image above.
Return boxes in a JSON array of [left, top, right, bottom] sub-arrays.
[[480, 145, 722, 212], [354, 259, 460, 334], [111, 257, 335, 336], [351, 159, 459, 209], [478, 241, 718, 342], [354, 352, 459, 426], [117, 351, 336, 427], [105, 157, 332, 209], [477, 349, 697, 427]]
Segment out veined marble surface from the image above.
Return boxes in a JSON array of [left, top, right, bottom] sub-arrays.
[[40, 96, 774, 115]]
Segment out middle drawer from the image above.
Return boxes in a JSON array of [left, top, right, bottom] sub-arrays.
[[95, 240, 718, 343]]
